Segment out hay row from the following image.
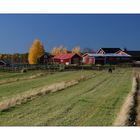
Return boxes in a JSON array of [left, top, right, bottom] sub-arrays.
[[135, 74, 140, 125], [0, 74, 95, 112], [113, 74, 139, 126]]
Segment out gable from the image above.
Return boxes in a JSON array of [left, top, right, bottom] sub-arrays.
[[115, 50, 129, 55], [72, 53, 82, 59], [96, 48, 105, 54]]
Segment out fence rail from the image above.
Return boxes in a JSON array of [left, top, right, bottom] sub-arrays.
[[0, 63, 136, 73]]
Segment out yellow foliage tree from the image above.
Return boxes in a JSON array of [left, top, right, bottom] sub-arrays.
[[72, 46, 81, 55], [51, 46, 67, 56], [28, 40, 45, 64]]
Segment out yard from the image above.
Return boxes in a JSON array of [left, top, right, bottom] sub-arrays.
[[0, 68, 134, 126]]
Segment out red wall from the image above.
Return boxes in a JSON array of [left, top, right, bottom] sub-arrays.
[[83, 55, 95, 64]]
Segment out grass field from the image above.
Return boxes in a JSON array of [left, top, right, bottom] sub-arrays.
[[0, 70, 93, 102], [0, 68, 133, 126]]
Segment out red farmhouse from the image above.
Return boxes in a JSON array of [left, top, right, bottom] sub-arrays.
[[53, 53, 82, 65]]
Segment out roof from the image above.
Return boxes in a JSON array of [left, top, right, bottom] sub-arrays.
[[104, 53, 131, 57], [0, 60, 11, 64], [53, 53, 75, 60], [126, 51, 140, 57], [97, 48, 122, 53], [84, 53, 131, 57], [40, 52, 54, 57]]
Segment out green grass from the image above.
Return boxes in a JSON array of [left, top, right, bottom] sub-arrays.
[[0, 68, 133, 126], [0, 70, 47, 81], [0, 70, 94, 101]]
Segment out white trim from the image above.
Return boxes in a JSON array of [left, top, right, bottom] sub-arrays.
[[96, 48, 105, 54]]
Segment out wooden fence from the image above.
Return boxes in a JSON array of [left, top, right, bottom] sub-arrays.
[[0, 63, 135, 73]]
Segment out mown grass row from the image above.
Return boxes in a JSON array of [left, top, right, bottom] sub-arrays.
[[0, 70, 95, 102], [0, 70, 47, 81], [0, 68, 133, 126]]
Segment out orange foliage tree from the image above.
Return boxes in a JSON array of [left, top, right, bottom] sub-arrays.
[[0, 54, 3, 59], [51, 46, 67, 56], [28, 40, 45, 64], [72, 46, 81, 55]]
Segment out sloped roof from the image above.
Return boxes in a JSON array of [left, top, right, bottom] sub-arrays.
[[97, 48, 121, 53], [53, 53, 75, 60], [104, 53, 131, 57], [0, 59, 11, 64]]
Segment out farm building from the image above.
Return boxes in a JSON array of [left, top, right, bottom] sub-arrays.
[[103, 53, 131, 64], [96, 48, 122, 54], [38, 52, 54, 64], [82, 53, 95, 64], [83, 53, 131, 65], [53, 53, 82, 65]]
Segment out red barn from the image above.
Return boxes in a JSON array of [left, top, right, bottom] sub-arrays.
[[53, 53, 82, 65]]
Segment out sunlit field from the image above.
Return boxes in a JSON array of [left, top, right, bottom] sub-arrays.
[[0, 68, 133, 126]]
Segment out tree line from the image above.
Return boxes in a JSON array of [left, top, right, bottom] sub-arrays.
[[0, 39, 94, 65], [0, 53, 28, 64], [28, 39, 82, 64]]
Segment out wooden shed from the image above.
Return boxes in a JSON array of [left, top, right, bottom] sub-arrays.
[[53, 53, 82, 65], [38, 52, 54, 64]]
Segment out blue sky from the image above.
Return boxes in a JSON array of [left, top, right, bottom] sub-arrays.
[[0, 14, 140, 53]]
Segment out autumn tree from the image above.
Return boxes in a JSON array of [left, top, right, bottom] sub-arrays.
[[51, 45, 67, 56], [72, 46, 81, 55], [28, 40, 45, 64]]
